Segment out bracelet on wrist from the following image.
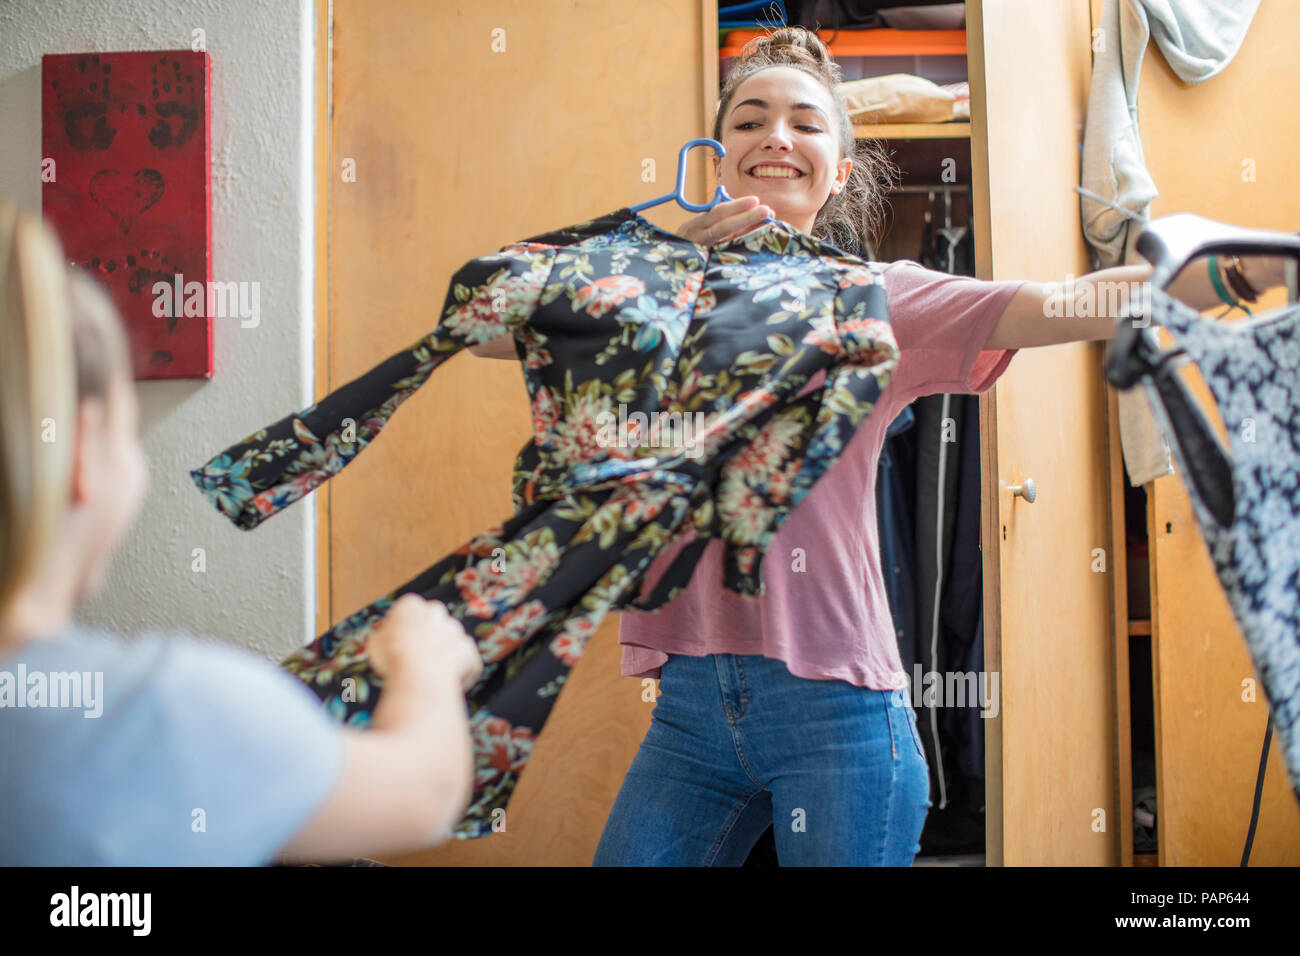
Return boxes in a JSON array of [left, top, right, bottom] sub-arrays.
[[1208, 255, 1241, 308]]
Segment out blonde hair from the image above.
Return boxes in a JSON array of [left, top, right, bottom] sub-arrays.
[[0, 198, 131, 617], [713, 25, 898, 257]]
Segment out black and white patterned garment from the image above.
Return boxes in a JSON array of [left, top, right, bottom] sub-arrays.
[[1139, 289, 1300, 800]]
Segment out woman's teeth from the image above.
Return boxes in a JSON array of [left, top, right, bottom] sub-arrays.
[[749, 166, 802, 179]]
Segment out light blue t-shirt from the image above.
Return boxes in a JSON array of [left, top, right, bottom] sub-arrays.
[[0, 626, 344, 865]]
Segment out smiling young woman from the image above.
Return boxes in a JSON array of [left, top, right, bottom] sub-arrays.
[[469, 26, 1289, 866]]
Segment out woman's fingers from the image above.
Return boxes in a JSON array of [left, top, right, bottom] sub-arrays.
[[678, 196, 773, 245], [677, 199, 750, 245], [717, 203, 774, 242]]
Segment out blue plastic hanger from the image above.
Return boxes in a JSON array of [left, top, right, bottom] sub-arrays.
[[630, 138, 734, 213]]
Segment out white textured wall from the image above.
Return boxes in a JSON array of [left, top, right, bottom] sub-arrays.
[[0, 0, 316, 660]]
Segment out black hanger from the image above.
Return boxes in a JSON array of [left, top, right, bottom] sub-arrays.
[[1104, 214, 1300, 527], [1136, 212, 1300, 290]]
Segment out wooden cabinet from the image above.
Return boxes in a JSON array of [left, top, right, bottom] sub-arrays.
[[317, 0, 1300, 865]]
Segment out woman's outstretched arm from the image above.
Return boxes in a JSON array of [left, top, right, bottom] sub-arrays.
[[985, 255, 1290, 350]]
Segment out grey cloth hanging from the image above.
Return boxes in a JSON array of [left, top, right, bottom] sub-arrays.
[[1078, 0, 1262, 269], [1080, 0, 1263, 489]]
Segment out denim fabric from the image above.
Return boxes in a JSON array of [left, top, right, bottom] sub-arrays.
[[593, 652, 931, 865]]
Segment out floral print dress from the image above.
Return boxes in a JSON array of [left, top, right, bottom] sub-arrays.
[[190, 206, 900, 837]]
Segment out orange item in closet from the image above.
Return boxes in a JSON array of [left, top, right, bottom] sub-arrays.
[[718, 28, 966, 58]]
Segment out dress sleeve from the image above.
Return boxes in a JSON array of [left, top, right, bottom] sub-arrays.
[[190, 242, 556, 530], [881, 259, 1023, 405]]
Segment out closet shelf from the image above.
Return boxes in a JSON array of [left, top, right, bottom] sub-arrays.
[[1129, 620, 1152, 636], [855, 122, 970, 140], [719, 28, 967, 58]]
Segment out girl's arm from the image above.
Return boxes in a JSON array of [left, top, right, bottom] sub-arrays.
[[276, 595, 481, 861], [274, 675, 474, 861], [985, 255, 1290, 350]]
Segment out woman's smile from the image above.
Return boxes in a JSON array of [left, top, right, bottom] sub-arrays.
[[747, 162, 806, 180]]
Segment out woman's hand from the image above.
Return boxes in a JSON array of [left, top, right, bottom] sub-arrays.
[[468, 335, 517, 360], [1238, 254, 1289, 295], [281, 593, 481, 861], [675, 195, 774, 246]]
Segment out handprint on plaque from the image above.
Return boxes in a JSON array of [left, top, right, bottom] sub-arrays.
[[52, 54, 117, 152], [146, 54, 201, 149]]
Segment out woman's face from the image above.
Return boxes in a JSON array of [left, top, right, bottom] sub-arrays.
[[713, 66, 852, 234]]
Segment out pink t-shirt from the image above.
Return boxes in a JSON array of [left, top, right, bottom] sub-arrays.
[[618, 259, 1025, 689]]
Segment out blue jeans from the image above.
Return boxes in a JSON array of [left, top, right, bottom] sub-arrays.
[[593, 652, 931, 866]]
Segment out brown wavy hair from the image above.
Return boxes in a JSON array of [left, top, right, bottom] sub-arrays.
[[712, 25, 897, 257]]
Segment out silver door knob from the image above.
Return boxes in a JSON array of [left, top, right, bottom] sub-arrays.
[[1009, 477, 1037, 503]]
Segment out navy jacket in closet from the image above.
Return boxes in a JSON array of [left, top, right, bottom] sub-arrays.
[[877, 404, 917, 669], [189, 207, 901, 837], [939, 394, 986, 782]]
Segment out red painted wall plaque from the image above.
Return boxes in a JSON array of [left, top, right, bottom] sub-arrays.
[[42, 50, 213, 379]]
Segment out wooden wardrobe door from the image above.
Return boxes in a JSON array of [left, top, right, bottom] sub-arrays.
[[1134, 0, 1300, 865], [969, 0, 1119, 865], [323, 0, 716, 865]]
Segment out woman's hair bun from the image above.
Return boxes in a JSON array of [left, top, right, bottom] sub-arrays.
[[737, 25, 842, 87]]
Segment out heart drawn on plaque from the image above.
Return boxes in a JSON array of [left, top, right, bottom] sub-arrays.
[[88, 168, 164, 234]]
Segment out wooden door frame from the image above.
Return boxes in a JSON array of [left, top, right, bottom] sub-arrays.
[[966, 0, 1012, 868], [312, 0, 720, 643], [314, 0, 332, 636]]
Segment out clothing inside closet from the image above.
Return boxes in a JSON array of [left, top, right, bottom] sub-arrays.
[[875, 179, 986, 859]]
